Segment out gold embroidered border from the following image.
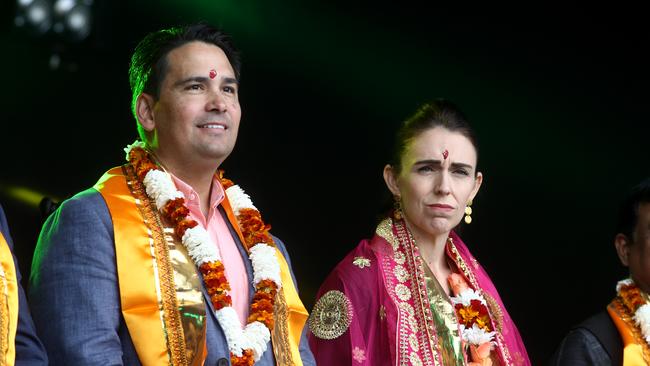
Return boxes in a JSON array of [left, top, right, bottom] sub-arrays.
[[124, 165, 188, 366], [391, 219, 439, 366], [0, 268, 7, 366], [273, 289, 295, 365]]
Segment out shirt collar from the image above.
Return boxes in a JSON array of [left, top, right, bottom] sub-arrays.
[[168, 172, 225, 209]]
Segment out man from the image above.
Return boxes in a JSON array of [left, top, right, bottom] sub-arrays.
[[0, 203, 48, 365], [29, 24, 315, 365], [550, 178, 650, 365]]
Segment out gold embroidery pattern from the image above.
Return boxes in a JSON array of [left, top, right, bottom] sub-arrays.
[[376, 220, 397, 250], [379, 305, 386, 321], [125, 165, 188, 366], [387, 219, 439, 366], [394, 265, 409, 282], [272, 289, 295, 366], [395, 284, 412, 301], [484, 293, 505, 334], [352, 256, 371, 269], [309, 290, 353, 340], [0, 267, 8, 366]]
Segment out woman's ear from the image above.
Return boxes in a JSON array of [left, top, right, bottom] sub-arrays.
[[469, 171, 483, 201], [383, 164, 401, 196]]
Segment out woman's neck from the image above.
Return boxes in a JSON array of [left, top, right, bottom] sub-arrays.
[[404, 220, 450, 273]]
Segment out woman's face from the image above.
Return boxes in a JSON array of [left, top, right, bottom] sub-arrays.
[[384, 126, 483, 239]]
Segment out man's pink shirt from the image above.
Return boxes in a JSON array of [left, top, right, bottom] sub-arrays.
[[170, 173, 250, 326]]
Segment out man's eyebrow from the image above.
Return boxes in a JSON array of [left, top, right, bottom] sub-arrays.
[[173, 76, 209, 87], [173, 76, 239, 87]]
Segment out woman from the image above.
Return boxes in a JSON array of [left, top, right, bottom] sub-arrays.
[[308, 100, 530, 365]]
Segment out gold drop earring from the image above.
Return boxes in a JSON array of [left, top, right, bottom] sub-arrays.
[[393, 195, 403, 220], [464, 199, 473, 224]]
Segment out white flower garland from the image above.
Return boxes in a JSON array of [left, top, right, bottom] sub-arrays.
[[617, 278, 650, 345], [450, 288, 496, 346], [125, 142, 282, 361]]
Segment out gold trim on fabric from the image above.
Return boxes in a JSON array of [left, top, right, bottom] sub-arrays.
[[272, 289, 295, 366], [389, 219, 439, 366], [0, 267, 7, 366], [125, 166, 190, 366], [309, 290, 353, 340], [164, 227, 207, 366]]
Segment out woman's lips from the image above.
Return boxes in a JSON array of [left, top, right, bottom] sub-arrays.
[[427, 203, 454, 210]]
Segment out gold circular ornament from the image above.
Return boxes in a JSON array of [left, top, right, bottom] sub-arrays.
[[465, 206, 472, 215], [309, 290, 353, 340], [394, 265, 409, 283], [395, 283, 412, 301], [464, 215, 472, 224], [393, 251, 406, 264]]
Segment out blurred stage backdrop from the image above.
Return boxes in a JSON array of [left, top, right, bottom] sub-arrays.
[[1, 1, 647, 363]]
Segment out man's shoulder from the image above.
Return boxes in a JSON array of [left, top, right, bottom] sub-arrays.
[[549, 310, 620, 366]]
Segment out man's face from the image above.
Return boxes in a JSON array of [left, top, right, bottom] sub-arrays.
[[146, 41, 241, 169], [620, 203, 650, 293]]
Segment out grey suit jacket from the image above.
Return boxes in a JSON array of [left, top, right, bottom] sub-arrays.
[[28, 189, 315, 365], [0, 204, 48, 365]]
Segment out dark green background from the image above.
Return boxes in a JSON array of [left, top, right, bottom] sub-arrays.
[[1, 2, 647, 363]]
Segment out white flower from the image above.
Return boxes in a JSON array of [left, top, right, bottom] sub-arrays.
[[461, 323, 496, 345], [225, 185, 257, 214], [143, 170, 184, 210], [617, 278, 634, 292], [242, 321, 270, 360], [634, 303, 650, 344], [250, 244, 282, 288], [182, 226, 221, 265], [216, 307, 247, 356], [123, 140, 147, 161], [215, 308, 271, 361], [450, 288, 486, 307]]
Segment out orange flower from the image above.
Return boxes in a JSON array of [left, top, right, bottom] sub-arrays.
[[176, 218, 198, 238], [231, 349, 254, 366]]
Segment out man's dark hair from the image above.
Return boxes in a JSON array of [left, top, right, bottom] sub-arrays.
[[128, 23, 241, 140], [616, 178, 650, 242]]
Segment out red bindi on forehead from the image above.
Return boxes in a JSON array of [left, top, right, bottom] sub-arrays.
[[209, 69, 217, 79], [442, 149, 449, 159]]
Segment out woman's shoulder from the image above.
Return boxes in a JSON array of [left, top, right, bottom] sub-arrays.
[[316, 239, 383, 296]]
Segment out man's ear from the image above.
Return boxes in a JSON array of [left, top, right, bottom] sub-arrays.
[[615, 233, 631, 267], [136, 93, 156, 132]]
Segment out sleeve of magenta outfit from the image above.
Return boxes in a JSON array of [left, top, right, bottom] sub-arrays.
[[308, 240, 394, 366], [28, 190, 130, 365], [0, 204, 48, 365]]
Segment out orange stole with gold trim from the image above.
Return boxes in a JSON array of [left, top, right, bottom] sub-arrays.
[[96, 166, 207, 366], [96, 166, 309, 365], [0, 232, 19, 366], [608, 298, 650, 365]]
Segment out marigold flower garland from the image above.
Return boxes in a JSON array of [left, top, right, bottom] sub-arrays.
[[617, 278, 650, 345], [125, 141, 282, 366], [448, 273, 496, 365]]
